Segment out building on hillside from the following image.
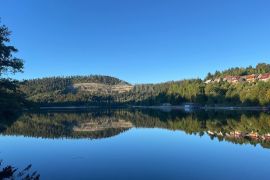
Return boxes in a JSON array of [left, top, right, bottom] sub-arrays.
[[204, 79, 213, 84], [222, 73, 270, 84], [259, 73, 270, 82], [232, 76, 241, 83], [244, 74, 258, 83], [225, 76, 241, 83], [223, 76, 234, 83], [213, 78, 222, 83]]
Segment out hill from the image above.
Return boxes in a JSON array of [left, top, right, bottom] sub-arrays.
[[18, 63, 270, 107], [19, 75, 133, 105]]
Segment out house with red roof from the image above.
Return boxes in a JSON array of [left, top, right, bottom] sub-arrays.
[[223, 76, 234, 83], [244, 74, 258, 82], [225, 76, 241, 83], [259, 73, 270, 82]]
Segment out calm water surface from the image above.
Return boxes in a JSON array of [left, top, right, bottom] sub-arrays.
[[0, 109, 270, 179]]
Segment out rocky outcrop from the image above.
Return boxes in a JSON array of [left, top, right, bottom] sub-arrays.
[[72, 83, 133, 94]]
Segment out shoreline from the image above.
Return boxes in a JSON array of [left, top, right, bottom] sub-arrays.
[[133, 105, 270, 111], [35, 105, 270, 111]]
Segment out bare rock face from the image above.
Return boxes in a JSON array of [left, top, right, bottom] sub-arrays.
[[72, 83, 133, 94]]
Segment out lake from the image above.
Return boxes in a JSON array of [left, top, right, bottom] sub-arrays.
[[0, 108, 270, 180]]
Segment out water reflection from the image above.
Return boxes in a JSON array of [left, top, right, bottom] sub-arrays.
[[1, 109, 270, 148]]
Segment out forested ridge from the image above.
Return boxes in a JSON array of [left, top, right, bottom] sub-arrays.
[[20, 75, 130, 97], [18, 63, 270, 107]]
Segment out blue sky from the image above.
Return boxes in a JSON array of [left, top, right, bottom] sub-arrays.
[[1, 0, 269, 84]]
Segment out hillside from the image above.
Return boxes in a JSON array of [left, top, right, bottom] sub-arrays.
[[19, 63, 270, 107], [19, 75, 133, 105], [20, 75, 131, 92]]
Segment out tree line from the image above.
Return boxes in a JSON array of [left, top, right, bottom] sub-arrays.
[[18, 76, 270, 107]]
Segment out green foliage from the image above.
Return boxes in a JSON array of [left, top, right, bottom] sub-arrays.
[[0, 22, 25, 114], [19, 70, 270, 107], [167, 79, 204, 102], [0, 23, 23, 75], [19, 75, 130, 106]]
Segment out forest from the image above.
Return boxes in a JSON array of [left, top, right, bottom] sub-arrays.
[[18, 65, 270, 107]]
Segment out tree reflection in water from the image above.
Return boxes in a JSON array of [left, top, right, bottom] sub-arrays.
[[1, 108, 270, 148]]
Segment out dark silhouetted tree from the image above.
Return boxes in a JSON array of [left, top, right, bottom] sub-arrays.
[[0, 20, 24, 114]]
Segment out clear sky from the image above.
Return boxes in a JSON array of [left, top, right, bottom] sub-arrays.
[[1, 0, 269, 84]]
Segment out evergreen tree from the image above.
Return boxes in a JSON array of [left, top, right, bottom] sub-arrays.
[[0, 21, 24, 114]]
